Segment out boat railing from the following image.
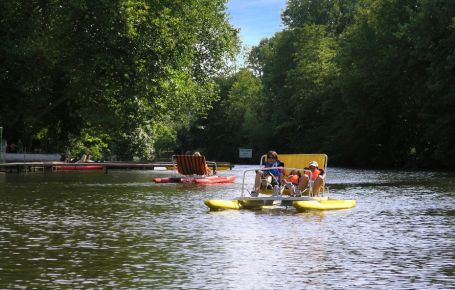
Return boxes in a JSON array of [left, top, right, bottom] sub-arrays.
[[240, 166, 309, 197]]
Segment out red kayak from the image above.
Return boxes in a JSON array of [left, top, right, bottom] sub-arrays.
[[194, 175, 236, 184], [54, 165, 104, 171], [154, 175, 236, 184], [153, 177, 196, 183]]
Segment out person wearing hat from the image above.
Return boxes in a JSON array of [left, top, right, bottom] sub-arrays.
[[297, 160, 325, 196]]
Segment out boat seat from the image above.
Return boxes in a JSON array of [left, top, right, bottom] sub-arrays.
[[268, 153, 328, 196], [173, 155, 213, 176], [277, 154, 327, 176]]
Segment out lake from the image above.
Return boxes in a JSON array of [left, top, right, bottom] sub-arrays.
[[0, 166, 454, 289]]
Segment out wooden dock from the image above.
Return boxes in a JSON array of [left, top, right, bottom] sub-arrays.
[[0, 161, 234, 173]]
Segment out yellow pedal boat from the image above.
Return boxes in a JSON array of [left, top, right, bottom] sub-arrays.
[[204, 153, 356, 211]]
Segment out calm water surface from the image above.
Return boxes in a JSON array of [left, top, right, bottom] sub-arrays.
[[0, 166, 454, 289]]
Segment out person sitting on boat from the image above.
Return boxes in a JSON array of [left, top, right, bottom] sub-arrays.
[[282, 169, 302, 195], [286, 169, 301, 185], [85, 154, 95, 162], [251, 150, 284, 196], [193, 151, 213, 176], [297, 161, 325, 196], [75, 153, 87, 163]]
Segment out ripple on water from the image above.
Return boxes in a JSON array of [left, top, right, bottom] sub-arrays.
[[0, 168, 454, 289]]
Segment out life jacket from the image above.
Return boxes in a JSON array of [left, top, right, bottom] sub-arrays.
[[304, 168, 322, 180], [263, 161, 282, 180], [286, 174, 300, 185]]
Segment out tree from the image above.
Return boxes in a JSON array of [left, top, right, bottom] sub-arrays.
[[405, 0, 455, 167], [183, 0, 455, 169], [282, 0, 358, 35], [0, 0, 239, 159], [178, 69, 266, 162]]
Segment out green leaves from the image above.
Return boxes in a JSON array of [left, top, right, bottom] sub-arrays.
[[0, 0, 238, 159], [211, 0, 455, 168]]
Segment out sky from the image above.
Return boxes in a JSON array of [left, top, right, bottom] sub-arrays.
[[226, 0, 287, 47]]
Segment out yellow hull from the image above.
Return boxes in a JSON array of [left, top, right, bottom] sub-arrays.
[[204, 198, 276, 211], [293, 199, 356, 210], [204, 199, 242, 210]]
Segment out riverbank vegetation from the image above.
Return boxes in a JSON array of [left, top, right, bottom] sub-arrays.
[[0, 0, 239, 160], [182, 0, 455, 169], [1, 0, 454, 169]]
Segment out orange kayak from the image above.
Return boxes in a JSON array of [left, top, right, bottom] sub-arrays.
[[154, 175, 236, 184]]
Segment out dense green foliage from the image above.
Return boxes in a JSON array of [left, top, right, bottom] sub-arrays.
[[2, 0, 454, 169], [0, 0, 238, 160], [187, 0, 455, 169]]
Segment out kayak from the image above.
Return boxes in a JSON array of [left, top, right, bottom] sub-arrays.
[[165, 165, 233, 171], [293, 199, 356, 210], [53, 165, 104, 171], [194, 175, 236, 184], [204, 196, 356, 211], [153, 177, 195, 183], [154, 175, 236, 184]]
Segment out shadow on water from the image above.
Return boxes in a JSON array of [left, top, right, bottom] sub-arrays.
[[0, 167, 454, 289]]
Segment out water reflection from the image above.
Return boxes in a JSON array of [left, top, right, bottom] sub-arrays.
[[0, 168, 454, 289]]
